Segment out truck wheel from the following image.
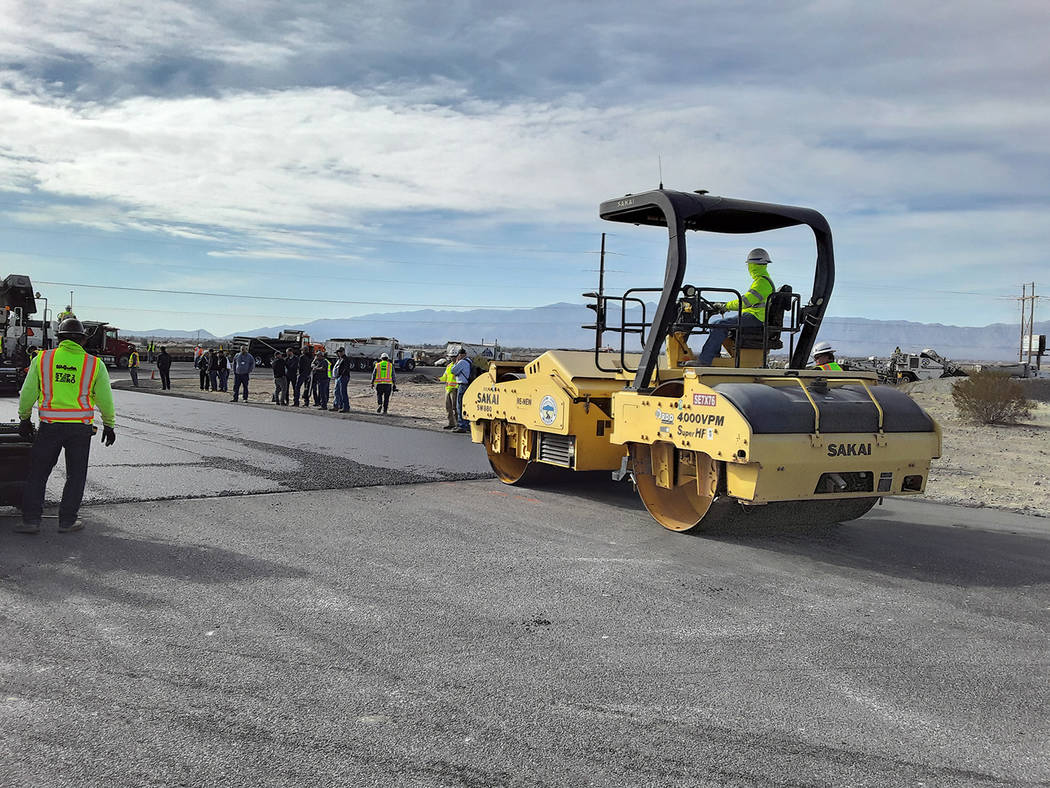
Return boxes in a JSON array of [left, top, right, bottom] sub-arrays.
[[116, 355, 129, 369], [404, 360, 416, 371], [254, 355, 264, 367]]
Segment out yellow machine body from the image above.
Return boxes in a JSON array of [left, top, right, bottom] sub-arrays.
[[463, 350, 941, 531]]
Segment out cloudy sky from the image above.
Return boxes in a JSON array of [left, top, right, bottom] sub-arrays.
[[1, 0, 1047, 337]]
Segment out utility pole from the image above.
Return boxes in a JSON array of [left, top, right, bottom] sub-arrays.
[[1018, 283, 1038, 365]]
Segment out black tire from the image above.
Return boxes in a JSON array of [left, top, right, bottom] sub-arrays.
[[404, 359, 416, 371], [116, 355, 129, 369]]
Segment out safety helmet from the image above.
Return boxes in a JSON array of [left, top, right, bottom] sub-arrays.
[[57, 317, 88, 341], [380, 352, 389, 360], [811, 340, 835, 358], [746, 248, 771, 265]]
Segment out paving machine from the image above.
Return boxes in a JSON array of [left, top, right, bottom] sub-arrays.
[[462, 189, 942, 531]]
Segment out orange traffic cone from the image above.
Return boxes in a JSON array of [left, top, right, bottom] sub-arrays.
[[151, 368, 156, 380]]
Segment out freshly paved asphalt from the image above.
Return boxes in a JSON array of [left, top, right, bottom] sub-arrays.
[[1, 389, 1049, 787]]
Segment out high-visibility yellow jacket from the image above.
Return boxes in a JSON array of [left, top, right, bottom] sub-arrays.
[[817, 361, 843, 371], [18, 340, 115, 426], [724, 263, 775, 322], [129, 351, 139, 368], [439, 363, 457, 393]]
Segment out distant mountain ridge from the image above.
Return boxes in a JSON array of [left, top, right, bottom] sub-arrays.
[[134, 304, 1047, 361]]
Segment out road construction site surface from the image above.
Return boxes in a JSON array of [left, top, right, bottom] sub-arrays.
[[2, 390, 1049, 787]]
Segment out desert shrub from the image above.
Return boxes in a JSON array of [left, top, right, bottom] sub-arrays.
[[951, 371, 1032, 424], [1020, 378, 1050, 403]]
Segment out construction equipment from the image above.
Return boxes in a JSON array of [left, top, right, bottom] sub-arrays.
[[888, 348, 967, 383], [324, 337, 416, 371], [80, 321, 137, 369], [0, 274, 52, 393], [232, 330, 311, 367], [462, 189, 942, 532]]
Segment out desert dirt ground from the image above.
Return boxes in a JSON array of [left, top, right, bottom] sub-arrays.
[[126, 370, 1050, 517], [902, 377, 1050, 517]]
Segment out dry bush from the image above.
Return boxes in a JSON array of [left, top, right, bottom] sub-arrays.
[[951, 371, 1033, 424]]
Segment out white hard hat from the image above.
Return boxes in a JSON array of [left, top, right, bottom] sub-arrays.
[[746, 248, 771, 265], [380, 352, 389, 360], [812, 340, 835, 357]]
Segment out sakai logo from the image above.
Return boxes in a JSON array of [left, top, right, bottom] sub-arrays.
[[827, 443, 872, 457], [693, 393, 717, 407], [539, 395, 557, 425], [475, 391, 499, 405]]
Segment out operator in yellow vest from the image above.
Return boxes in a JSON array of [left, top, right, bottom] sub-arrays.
[[811, 341, 844, 371], [439, 359, 458, 429], [370, 352, 397, 414], [697, 248, 776, 366], [57, 306, 75, 322], [14, 318, 116, 535]]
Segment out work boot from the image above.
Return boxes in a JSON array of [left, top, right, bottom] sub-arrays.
[[14, 520, 40, 534], [57, 519, 84, 533], [376, 405, 382, 413]]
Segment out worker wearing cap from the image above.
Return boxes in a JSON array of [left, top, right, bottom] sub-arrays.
[[811, 341, 843, 371], [439, 358, 458, 429], [371, 352, 396, 414], [14, 318, 116, 535], [128, 345, 140, 387], [697, 248, 776, 366], [450, 348, 473, 432]]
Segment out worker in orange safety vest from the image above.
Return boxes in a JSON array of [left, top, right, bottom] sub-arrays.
[[14, 318, 117, 535]]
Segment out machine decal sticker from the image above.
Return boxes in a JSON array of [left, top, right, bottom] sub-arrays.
[[539, 396, 557, 425], [678, 412, 724, 426], [516, 397, 532, 406], [693, 393, 717, 407], [654, 408, 675, 424], [827, 443, 872, 457]]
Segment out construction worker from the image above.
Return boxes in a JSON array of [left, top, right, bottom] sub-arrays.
[[371, 352, 396, 414], [128, 345, 140, 386], [57, 306, 75, 321], [811, 341, 843, 371], [439, 358, 458, 429], [15, 318, 116, 534], [312, 350, 332, 410], [450, 348, 473, 432], [697, 248, 776, 366]]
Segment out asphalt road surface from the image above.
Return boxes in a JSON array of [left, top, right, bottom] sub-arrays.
[[1, 390, 1048, 787]]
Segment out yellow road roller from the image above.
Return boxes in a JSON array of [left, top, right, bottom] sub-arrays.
[[462, 189, 941, 531]]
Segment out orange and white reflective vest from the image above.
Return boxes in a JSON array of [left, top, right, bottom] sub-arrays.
[[373, 360, 393, 383], [23, 342, 114, 424], [818, 362, 843, 371]]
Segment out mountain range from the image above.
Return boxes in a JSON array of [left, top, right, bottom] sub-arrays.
[[128, 303, 1047, 361]]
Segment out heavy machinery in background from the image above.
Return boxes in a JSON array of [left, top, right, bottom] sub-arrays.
[[232, 330, 312, 367], [887, 348, 968, 383], [0, 274, 51, 393], [80, 321, 138, 369], [324, 337, 417, 371], [462, 189, 942, 532]]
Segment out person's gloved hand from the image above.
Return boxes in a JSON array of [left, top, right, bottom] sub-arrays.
[[18, 419, 36, 441], [101, 426, 116, 446]]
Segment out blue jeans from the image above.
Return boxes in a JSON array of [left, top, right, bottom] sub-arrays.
[[456, 383, 469, 429], [698, 313, 764, 366], [334, 377, 349, 410]]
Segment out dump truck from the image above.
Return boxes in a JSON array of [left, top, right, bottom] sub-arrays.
[[80, 321, 137, 369], [324, 337, 417, 371], [462, 189, 942, 532], [232, 331, 311, 367]]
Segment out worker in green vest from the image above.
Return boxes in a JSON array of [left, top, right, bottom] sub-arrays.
[[128, 345, 140, 387], [697, 248, 776, 365], [811, 341, 844, 371], [57, 306, 75, 321], [370, 353, 396, 414], [439, 360, 458, 429], [15, 318, 116, 535]]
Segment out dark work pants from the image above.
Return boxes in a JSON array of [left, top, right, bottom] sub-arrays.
[[298, 373, 311, 405], [375, 383, 392, 412], [159, 369, 172, 389], [233, 373, 250, 400], [22, 422, 93, 525], [199, 368, 209, 390]]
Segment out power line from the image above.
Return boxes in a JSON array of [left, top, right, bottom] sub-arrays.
[[36, 280, 531, 310]]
